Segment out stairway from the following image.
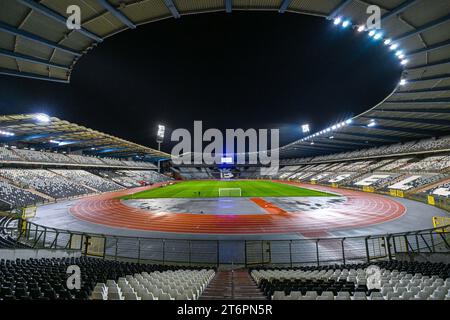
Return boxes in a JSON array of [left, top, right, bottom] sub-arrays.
[[200, 269, 267, 300]]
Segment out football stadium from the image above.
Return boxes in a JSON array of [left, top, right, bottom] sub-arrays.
[[0, 0, 450, 309]]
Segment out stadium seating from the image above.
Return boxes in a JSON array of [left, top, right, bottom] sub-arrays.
[[251, 261, 450, 300], [0, 256, 214, 300], [92, 269, 215, 300], [0, 147, 23, 162], [0, 169, 92, 199], [50, 170, 123, 193], [0, 146, 158, 169], [11, 148, 52, 163], [0, 181, 47, 209]]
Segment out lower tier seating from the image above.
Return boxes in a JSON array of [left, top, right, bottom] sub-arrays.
[[0, 257, 214, 301], [251, 261, 450, 300]]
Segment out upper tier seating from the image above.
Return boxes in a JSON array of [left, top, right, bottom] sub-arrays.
[[282, 135, 450, 165], [0, 147, 22, 162], [401, 156, 450, 172], [66, 154, 105, 165], [11, 149, 52, 163]]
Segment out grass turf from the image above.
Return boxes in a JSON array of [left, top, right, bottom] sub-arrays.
[[122, 180, 334, 199]]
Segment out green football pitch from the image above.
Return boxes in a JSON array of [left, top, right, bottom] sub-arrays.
[[122, 180, 334, 199]]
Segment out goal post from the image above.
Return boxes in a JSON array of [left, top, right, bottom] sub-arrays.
[[218, 188, 242, 197]]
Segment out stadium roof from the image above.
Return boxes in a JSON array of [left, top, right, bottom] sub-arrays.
[[0, 0, 449, 158], [0, 113, 170, 160]]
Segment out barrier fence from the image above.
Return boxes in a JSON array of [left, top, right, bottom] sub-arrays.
[[1, 218, 449, 267]]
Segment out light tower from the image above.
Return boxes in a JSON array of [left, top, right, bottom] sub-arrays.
[[156, 124, 165, 172]]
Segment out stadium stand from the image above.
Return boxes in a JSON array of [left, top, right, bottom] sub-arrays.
[[0, 147, 23, 162], [252, 261, 450, 300], [0, 256, 214, 300], [92, 269, 215, 300], [50, 170, 123, 193], [0, 181, 47, 210]]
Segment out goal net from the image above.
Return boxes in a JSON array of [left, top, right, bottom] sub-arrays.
[[218, 188, 242, 197]]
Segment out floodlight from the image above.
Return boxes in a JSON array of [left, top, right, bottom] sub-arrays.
[[368, 30, 376, 37], [357, 25, 365, 32], [400, 59, 409, 65], [342, 20, 350, 28], [395, 50, 403, 57], [334, 17, 342, 25], [389, 43, 398, 50], [346, 119, 353, 124], [399, 79, 408, 86], [384, 39, 392, 45], [34, 113, 51, 123], [367, 121, 376, 127], [156, 124, 165, 143], [373, 32, 383, 40], [301, 124, 310, 133]]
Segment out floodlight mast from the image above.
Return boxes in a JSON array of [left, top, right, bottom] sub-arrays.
[[156, 124, 165, 173]]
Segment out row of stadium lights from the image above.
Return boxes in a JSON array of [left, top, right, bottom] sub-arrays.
[[301, 18, 410, 145], [333, 17, 409, 87], [0, 114, 50, 137]]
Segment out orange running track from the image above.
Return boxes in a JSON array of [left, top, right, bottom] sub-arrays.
[[69, 182, 406, 235]]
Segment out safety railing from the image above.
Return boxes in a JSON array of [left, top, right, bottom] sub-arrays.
[[1, 218, 449, 267]]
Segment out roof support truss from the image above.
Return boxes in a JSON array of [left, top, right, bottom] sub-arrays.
[[360, 115, 450, 126], [0, 21, 81, 57], [0, 67, 69, 83], [381, 0, 419, 22], [392, 13, 450, 43], [407, 39, 450, 56], [279, 0, 293, 13], [328, 0, 352, 19], [162, 0, 181, 19], [0, 48, 69, 70], [225, 0, 232, 13], [17, 0, 103, 42], [96, 0, 136, 29]]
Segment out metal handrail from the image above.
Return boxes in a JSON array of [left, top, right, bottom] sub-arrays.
[[2, 217, 449, 267]]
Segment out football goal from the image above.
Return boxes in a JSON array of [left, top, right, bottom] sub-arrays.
[[218, 188, 242, 197]]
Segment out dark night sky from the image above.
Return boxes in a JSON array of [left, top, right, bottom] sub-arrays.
[[0, 11, 402, 152]]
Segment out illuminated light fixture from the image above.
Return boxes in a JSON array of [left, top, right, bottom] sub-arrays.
[[400, 59, 409, 65], [346, 119, 353, 124], [399, 79, 408, 86], [332, 125, 337, 130], [0, 130, 15, 136], [333, 17, 342, 25], [368, 30, 376, 37], [310, 141, 315, 145], [341, 122, 346, 126], [156, 124, 165, 144], [384, 39, 392, 45], [390, 43, 399, 51], [34, 113, 51, 123], [326, 128, 331, 132], [342, 20, 350, 28], [357, 25, 365, 32], [329, 136, 334, 139], [398, 54, 405, 59], [337, 123, 342, 128], [49, 140, 61, 144], [373, 32, 383, 40], [395, 50, 403, 57], [367, 121, 376, 127], [301, 124, 310, 133]]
